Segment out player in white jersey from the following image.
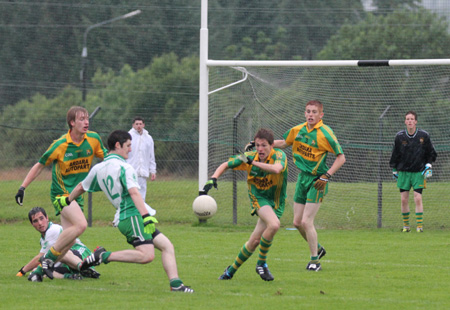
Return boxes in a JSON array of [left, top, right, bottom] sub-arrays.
[[62, 130, 193, 293]]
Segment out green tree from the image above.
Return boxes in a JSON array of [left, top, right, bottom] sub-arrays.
[[317, 8, 450, 60]]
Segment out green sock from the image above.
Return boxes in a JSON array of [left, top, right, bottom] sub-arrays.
[[257, 236, 273, 266], [35, 265, 44, 275], [229, 243, 254, 275], [416, 212, 423, 228], [45, 247, 60, 261], [310, 255, 319, 263], [101, 251, 112, 264], [170, 278, 183, 288], [402, 212, 410, 228], [318, 243, 322, 250]]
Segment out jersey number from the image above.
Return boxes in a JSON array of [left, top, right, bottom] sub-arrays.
[[103, 176, 120, 200]]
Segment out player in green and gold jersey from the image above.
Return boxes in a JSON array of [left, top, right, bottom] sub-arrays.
[[14, 106, 107, 280], [202, 128, 288, 281], [274, 100, 345, 272]]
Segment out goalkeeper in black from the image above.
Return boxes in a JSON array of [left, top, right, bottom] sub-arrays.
[[389, 111, 437, 233]]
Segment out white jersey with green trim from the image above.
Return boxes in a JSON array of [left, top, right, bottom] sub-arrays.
[[40, 222, 83, 254], [81, 153, 141, 221]]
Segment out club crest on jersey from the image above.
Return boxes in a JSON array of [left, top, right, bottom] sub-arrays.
[[420, 137, 424, 144], [86, 149, 92, 155]]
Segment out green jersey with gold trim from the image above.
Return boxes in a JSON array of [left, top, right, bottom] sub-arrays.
[[39, 130, 107, 202], [228, 148, 288, 212], [283, 120, 343, 176]]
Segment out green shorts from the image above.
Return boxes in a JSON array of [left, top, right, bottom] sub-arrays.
[[397, 171, 425, 191], [249, 195, 284, 219], [70, 243, 92, 260], [117, 215, 154, 247], [293, 171, 327, 205]]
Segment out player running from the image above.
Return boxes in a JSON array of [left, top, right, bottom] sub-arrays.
[[273, 100, 345, 271], [202, 128, 288, 281], [14, 106, 107, 280], [66, 130, 193, 293]]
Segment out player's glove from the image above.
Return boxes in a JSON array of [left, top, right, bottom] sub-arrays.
[[313, 173, 331, 191], [53, 196, 71, 212], [237, 152, 253, 165], [143, 214, 158, 235], [201, 178, 218, 195], [422, 163, 432, 179], [244, 141, 255, 152], [15, 186, 25, 206], [393, 170, 398, 180], [16, 267, 26, 277]]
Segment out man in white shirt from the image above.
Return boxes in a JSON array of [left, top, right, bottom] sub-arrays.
[[127, 117, 156, 216]]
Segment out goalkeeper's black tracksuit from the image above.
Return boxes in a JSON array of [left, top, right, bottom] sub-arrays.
[[389, 129, 437, 172]]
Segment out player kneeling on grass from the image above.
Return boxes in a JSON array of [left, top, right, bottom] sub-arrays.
[[17, 207, 100, 282], [63, 130, 193, 293], [202, 128, 288, 282]]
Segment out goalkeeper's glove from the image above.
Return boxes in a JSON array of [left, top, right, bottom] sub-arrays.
[[16, 267, 26, 277], [143, 214, 158, 235], [313, 173, 331, 191], [393, 170, 398, 180], [201, 178, 218, 195], [53, 196, 71, 212], [244, 141, 255, 152], [15, 186, 25, 206], [237, 152, 253, 165], [422, 163, 432, 179]]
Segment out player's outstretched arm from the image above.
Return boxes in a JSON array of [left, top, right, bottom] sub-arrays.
[[273, 139, 288, 149], [14, 163, 45, 205]]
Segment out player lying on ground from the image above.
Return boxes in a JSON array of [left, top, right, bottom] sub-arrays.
[[17, 207, 100, 282], [60, 130, 193, 293], [202, 128, 288, 281]]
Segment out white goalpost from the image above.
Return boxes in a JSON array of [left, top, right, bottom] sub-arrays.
[[199, 0, 450, 229]]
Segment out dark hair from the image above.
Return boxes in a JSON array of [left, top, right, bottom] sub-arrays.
[[305, 100, 323, 112], [107, 130, 132, 151], [405, 110, 417, 121], [254, 128, 275, 145], [133, 117, 144, 124], [28, 207, 47, 223]]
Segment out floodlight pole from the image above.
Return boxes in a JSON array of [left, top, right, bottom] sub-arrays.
[[81, 10, 141, 101], [377, 105, 391, 228]]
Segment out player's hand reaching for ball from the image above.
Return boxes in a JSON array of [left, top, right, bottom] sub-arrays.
[[201, 178, 218, 195]]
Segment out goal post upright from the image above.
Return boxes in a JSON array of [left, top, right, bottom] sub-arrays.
[[199, 0, 209, 192]]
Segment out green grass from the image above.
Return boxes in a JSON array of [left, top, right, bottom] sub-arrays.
[[1, 224, 449, 309], [2, 179, 449, 229]]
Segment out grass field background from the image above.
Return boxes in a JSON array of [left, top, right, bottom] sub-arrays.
[[1, 178, 449, 229], [0, 224, 449, 309]]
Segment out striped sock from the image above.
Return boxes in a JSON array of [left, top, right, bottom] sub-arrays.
[[45, 246, 61, 261], [257, 236, 273, 266], [416, 212, 423, 228], [402, 212, 410, 228], [228, 243, 254, 275]]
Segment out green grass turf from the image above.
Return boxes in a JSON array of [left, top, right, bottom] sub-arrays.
[[2, 178, 449, 229], [1, 223, 449, 309]]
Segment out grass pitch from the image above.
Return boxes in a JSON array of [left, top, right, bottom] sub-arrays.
[[1, 223, 449, 310]]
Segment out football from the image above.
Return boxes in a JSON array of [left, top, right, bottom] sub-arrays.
[[192, 195, 217, 220]]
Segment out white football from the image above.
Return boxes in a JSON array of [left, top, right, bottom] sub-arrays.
[[192, 195, 217, 220]]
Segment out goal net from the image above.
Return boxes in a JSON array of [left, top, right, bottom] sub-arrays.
[[207, 63, 450, 229]]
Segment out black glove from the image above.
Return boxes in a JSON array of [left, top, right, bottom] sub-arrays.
[[202, 178, 218, 195], [15, 186, 25, 206], [244, 141, 255, 152], [313, 173, 331, 191], [16, 267, 26, 277]]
